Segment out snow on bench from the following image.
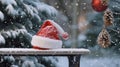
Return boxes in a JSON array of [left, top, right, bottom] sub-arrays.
[[0, 48, 90, 56]]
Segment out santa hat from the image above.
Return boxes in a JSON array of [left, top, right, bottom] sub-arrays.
[[31, 20, 69, 49]]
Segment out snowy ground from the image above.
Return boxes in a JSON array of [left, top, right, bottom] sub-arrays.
[[80, 56, 120, 67], [57, 55, 120, 67], [56, 57, 68, 67]]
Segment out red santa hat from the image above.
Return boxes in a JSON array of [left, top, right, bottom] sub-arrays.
[[31, 20, 69, 49]]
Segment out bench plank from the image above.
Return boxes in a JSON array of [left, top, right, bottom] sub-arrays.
[[0, 48, 90, 56]]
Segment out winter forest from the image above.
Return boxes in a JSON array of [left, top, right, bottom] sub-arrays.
[[0, 0, 120, 67]]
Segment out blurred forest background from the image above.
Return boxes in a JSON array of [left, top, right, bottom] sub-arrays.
[[0, 0, 120, 67]]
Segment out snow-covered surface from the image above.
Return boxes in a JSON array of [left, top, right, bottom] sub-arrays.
[[0, 11, 4, 21], [24, 4, 34, 16], [0, 48, 90, 52], [6, 4, 17, 15], [0, 0, 17, 5], [34, 2, 58, 15], [1, 0, 57, 17], [0, 48, 90, 55], [0, 28, 27, 39], [0, 34, 5, 44]]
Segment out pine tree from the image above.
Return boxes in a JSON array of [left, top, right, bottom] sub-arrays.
[[0, 0, 58, 67]]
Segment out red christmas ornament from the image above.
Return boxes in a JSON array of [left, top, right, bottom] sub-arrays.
[[92, 0, 108, 12]]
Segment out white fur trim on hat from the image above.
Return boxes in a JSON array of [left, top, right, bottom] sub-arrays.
[[31, 35, 62, 49]]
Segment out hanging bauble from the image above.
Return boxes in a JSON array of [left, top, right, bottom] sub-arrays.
[[92, 0, 109, 12]]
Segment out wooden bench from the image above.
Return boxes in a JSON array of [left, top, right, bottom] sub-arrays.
[[0, 48, 90, 67]]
